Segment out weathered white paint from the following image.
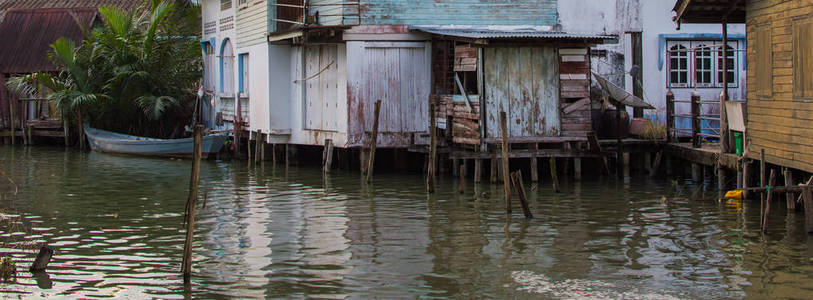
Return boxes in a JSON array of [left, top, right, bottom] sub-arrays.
[[557, 0, 746, 126], [304, 44, 346, 132], [202, 0, 238, 131], [238, 42, 270, 132], [235, 0, 268, 48]]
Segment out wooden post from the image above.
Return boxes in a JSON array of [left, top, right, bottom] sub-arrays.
[[260, 134, 265, 162], [474, 159, 482, 183], [574, 158, 582, 181], [736, 162, 744, 189], [452, 159, 460, 176], [692, 163, 702, 183], [762, 169, 776, 232], [63, 113, 69, 147], [550, 157, 560, 193], [499, 111, 511, 214], [490, 155, 498, 183], [247, 131, 252, 162], [9, 96, 14, 146], [530, 144, 539, 182], [649, 151, 663, 178], [181, 124, 204, 279], [427, 103, 437, 193], [720, 20, 730, 153], [587, 131, 609, 175], [691, 92, 701, 148], [458, 164, 465, 194], [29, 246, 54, 272], [760, 149, 766, 212], [271, 144, 277, 165], [254, 130, 261, 164], [666, 90, 674, 143], [510, 171, 533, 219], [718, 164, 726, 198], [285, 144, 290, 167], [803, 188, 813, 233], [622, 152, 630, 180], [27, 124, 33, 146], [743, 160, 751, 199], [366, 100, 382, 183], [785, 169, 795, 210], [323, 139, 334, 173], [22, 102, 28, 146]]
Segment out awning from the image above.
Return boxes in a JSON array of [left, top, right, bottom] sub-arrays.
[[592, 72, 655, 109], [673, 0, 746, 25], [409, 25, 617, 44]]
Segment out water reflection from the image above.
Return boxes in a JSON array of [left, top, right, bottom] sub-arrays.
[[1, 146, 813, 298]]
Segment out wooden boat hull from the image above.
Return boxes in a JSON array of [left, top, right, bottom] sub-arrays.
[[84, 125, 228, 158]]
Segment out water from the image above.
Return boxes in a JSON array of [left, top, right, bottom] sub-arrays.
[[1, 146, 813, 299]]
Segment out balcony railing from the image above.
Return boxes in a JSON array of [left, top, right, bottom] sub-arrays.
[[271, 0, 360, 32]]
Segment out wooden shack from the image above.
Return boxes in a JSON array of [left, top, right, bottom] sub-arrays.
[[674, 0, 813, 173], [414, 27, 612, 149]]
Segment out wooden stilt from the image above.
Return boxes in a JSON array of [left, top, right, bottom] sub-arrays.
[[692, 163, 702, 183], [254, 130, 261, 164], [181, 124, 204, 280], [760, 149, 766, 217], [550, 157, 560, 193], [644, 152, 652, 175], [785, 169, 795, 210], [499, 111, 511, 214], [530, 144, 539, 182], [736, 162, 743, 189], [323, 139, 334, 173], [490, 156, 497, 183], [9, 96, 14, 146], [29, 246, 54, 272], [452, 159, 460, 176], [587, 131, 609, 175], [510, 171, 533, 219], [623, 152, 630, 180], [271, 144, 276, 165], [762, 169, 776, 232], [574, 158, 582, 181], [365, 100, 382, 183], [427, 103, 437, 193], [804, 188, 813, 233], [260, 134, 265, 162], [718, 164, 726, 198], [246, 131, 252, 163], [458, 164, 465, 194], [743, 160, 751, 199], [285, 144, 290, 167], [649, 150, 663, 178], [665, 155, 673, 176], [474, 159, 482, 183]]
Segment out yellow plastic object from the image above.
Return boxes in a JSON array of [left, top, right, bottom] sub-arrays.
[[724, 190, 744, 200]]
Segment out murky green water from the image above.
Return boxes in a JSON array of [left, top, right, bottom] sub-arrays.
[[1, 147, 813, 298]]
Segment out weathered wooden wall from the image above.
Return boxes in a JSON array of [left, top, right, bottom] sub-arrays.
[[745, 0, 813, 173], [359, 0, 558, 26], [346, 41, 431, 147], [559, 48, 592, 136], [236, 0, 268, 48], [484, 46, 560, 138], [304, 44, 346, 132]]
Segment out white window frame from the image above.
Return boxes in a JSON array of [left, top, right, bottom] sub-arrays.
[[716, 41, 739, 88], [692, 41, 715, 88], [667, 41, 691, 88]]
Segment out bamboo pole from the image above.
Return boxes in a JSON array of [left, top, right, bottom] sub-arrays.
[[181, 124, 204, 280], [427, 103, 436, 193], [510, 171, 533, 219], [365, 100, 382, 183], [499, 111, 511, 214]]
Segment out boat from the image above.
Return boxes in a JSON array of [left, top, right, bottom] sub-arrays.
[[84, 125, 228, 158]]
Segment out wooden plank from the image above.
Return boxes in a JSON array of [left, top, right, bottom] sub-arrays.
[[562, 98, 590, 115]]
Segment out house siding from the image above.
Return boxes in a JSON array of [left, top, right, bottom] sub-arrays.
[[359, 0, 558, 26], [236, 0, 268, 48], [745, 0, 813, 173]]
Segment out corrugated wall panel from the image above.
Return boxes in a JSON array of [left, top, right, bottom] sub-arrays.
[[236, 0, 267, 48], [485, 46, 559, 138], [360, 0, 557, 26]]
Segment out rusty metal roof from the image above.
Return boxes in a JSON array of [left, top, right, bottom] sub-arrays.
[[0, 8, 97, 74], [410, 25, 616, 42], [0, 0, 146, 22]]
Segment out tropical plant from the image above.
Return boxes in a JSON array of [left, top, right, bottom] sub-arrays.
[[5, 0, 201, 141]]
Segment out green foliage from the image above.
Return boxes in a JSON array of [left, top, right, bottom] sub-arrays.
[[5, 0, 202, 138], [0, 256, 16, 282]]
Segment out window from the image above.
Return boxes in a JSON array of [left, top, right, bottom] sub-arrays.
[[221, 0, 232, 10], [667, 39, 740, 88], [220, 39, 234, 94], [793, 18, 813, 99], [692, 41, 714, 87], [668, 42, 690, 87], [238, 53, 249, 95], [755, 26, 772, 98], [238, 0, 247, 5], [204, 43, 216, 91], [717, 42, 737, 86]]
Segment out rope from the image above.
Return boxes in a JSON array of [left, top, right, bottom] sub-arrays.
[[294, 60, 335, 83]]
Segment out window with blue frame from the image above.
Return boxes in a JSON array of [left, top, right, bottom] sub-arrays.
[[238, 53, 249, 96], [667, 40, 739, 88]]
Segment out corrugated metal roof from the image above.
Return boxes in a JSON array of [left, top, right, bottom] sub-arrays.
[[0, 8, 97, 74], [0, 0, 146, 22], [409, 25, 616, 41]]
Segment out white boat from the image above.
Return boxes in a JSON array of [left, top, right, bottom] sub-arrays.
[[84, 125, 228, 158]]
